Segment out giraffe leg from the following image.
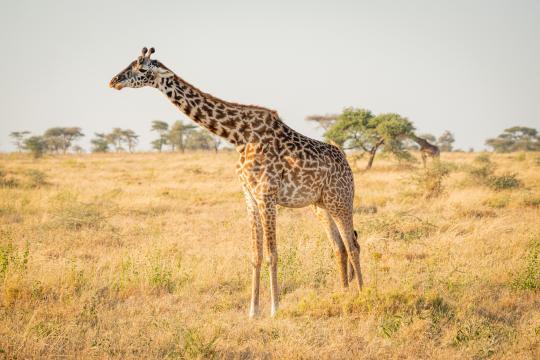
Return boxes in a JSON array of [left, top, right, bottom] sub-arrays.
[[347, 230, 360, 283], [243, 187, 263, 318], [331, 210, 364, 291], [313, 205, 348, 288], [257, 195, 279, 317], [421, 152, 427, 168]]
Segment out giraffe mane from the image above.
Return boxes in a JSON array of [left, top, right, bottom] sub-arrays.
[[156, 61, 279, 117]]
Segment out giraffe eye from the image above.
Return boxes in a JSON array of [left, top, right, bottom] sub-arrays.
[[139, 68, 147, 73]]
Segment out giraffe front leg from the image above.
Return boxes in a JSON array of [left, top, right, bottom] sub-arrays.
[[313, 205, 348, 288], [332, 210, 364, 291], [258, 195, 279, 317], [243, 187, 263, 319]]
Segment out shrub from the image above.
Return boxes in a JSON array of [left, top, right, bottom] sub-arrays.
[[467, 162, 495, 184], [483, 195, 510, 209], [474, 154, 491, 164], [488, 173, 522, 191], [0, 241, 29, 280], [0, 168, 19, 188], [408, 161, 452, 198], [24, 169, 48, 188], [513, 238, 540, 290], [49, 191, 106, 230]]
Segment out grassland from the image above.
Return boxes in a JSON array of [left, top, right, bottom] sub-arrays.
[[0, 151, 539, 359]]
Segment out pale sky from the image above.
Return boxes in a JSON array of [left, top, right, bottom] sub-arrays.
[[1, 0, 539, 152]]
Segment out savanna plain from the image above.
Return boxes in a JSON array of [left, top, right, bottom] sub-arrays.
[[1, 151, 539, 359]]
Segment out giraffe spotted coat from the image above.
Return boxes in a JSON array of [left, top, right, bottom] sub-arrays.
[[110, 47, 363, 317]]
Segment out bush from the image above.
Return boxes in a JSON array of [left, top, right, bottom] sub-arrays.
[[49, 191, 106, 230], [513, 238, 540, 290], [24, 169, 48, 188], [408, 161, 452, 198], [467, 157, 522, 190], [474, 154, 491, 164], [488, 173, 522, 191], [0, 168, 19, 188]]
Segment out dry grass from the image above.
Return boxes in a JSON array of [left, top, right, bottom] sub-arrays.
[[0, 151, 539, 359]]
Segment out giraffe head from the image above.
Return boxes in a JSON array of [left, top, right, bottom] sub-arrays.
[[109, 47, 173, 90]]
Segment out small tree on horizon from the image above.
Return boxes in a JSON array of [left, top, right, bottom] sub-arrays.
[[91, 133, 110, 153], [151, 120, 169, 152], [122, 129, 139, 153], [305, 114, 339, 131], [485, 126, 539, 152], [43, 127, 84, 154], [437, 130, 455, 152], [23, 136, 47, 158], [9, 131, 30, 152], [107, 128, 125, 152], [168, 120, 196, 152], [185, 129, 214, 150]]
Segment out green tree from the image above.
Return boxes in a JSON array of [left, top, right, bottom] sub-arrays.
[[43, 127, 84, 154], [486, 126, 539, 153], [23, 136, 47, 158], [122, 129, 139, 153], [168, 120, 195, 152], [91, 133, 110, 153], [107, 128, 126, 152], [324, 107, 414, 170], [9, 131, 30, 152], [305, 114, 339, 131], [151, 120, 169, 152], [437, 130, 455, 152], [209, 134, 222, 153], [185, 129, 213, 150]]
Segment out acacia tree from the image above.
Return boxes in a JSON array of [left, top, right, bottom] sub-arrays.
[[9, 131, 30, 152], [437, 130, 455, 152], [486, 126, 539, 152], [43, 127, 84, 154], [168, 120, 195, 152], [107, 128, 126, 152], [209, 134, 222, 153], [324, 107, 414, 170], [122, 129, 139, 153], [185, 129, 213, 150], [151, 120, 169, 152], [305, 114, 339, 131], [91, 133, 110, 153], [23, 136, 47, 158]]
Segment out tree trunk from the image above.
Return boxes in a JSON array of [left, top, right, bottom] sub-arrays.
[[364, 139, 384, 170], [365, 150, 376, 170]]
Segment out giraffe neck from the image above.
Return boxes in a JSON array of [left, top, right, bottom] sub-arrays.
[[410, 134, 429, 147], [155, 73, 278, 147]]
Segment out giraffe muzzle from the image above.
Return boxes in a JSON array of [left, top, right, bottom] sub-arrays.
[[109, 78, 124, 90]]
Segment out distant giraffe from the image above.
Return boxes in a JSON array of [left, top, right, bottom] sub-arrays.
[[109, 47, 363, 317], [410, 134, 440, 167]]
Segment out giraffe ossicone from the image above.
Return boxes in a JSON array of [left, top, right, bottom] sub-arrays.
[[109, 47, 364, 317]]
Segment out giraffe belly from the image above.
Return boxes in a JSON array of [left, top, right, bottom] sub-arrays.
[[277, 181, 323, 208]]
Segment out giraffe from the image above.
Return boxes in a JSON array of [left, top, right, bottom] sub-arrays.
[[409, 133, 440, 168], [109, 47, 363, 317]]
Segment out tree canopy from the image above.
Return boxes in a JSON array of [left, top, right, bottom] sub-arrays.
[[437, 131, 455, 152], [486, 126, 540, 152], [324, 107, 415, 169]]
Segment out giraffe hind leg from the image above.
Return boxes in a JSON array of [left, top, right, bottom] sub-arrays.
[[347, 230, 360, 282]]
